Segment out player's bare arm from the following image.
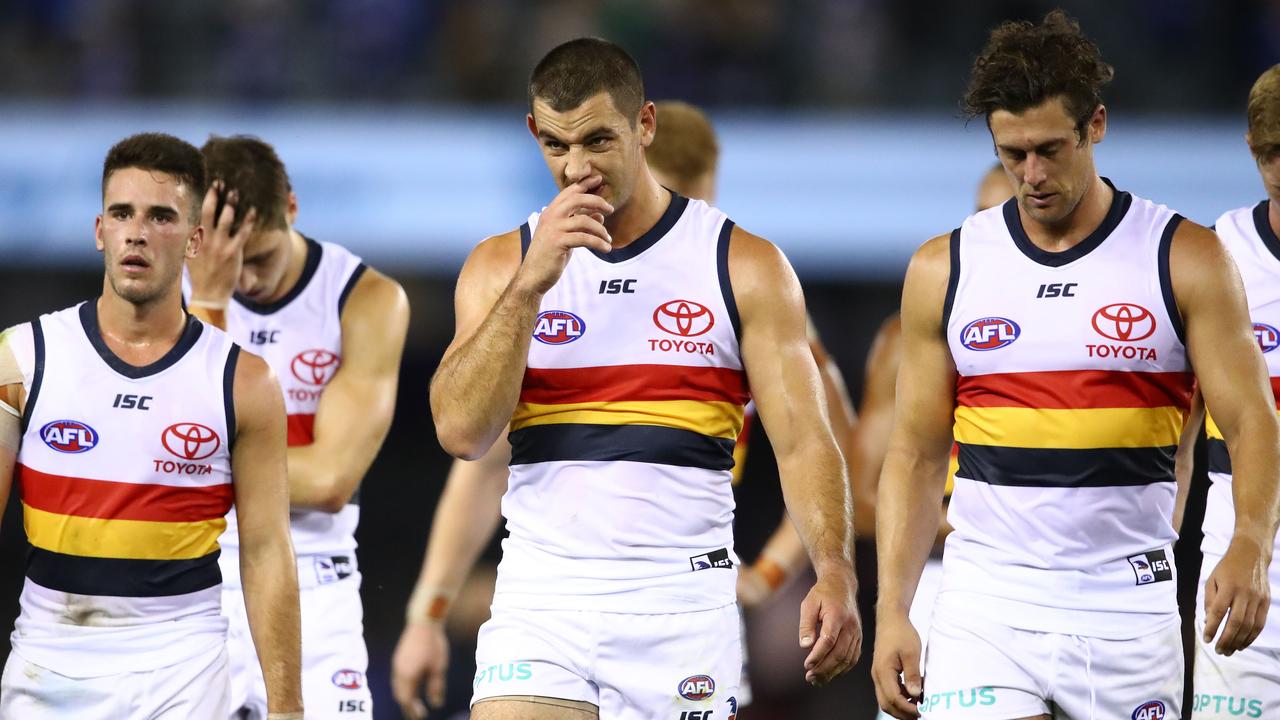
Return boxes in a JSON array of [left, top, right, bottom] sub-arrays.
[[872, 234, 956, 720], [848, 315, 906, 541], [231, 351, 304, 715], [186, 181, 257, 329], [287, 268, 408, 511], [431, 181, 614, 459], [1171, 220, 1280, 656], [392, 440, 510, 720], [1174, 390, 1206, 533], [728, 225, 860, 686], [0, 331, 24, 536]]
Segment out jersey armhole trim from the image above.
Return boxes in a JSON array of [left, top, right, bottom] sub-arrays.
[[224, 345, 240, 448], [20, 319, 44, 434], [941, 227, 962, 331], [337, 263, 368, 318], [519, 222, 532, 260], [1158, 214, 1187, 346], [716, 219, 742, 341]]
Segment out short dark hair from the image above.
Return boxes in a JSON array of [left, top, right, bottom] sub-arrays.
[[102, 132, 206, 219], [962, 10, 1114, 141], [648, 101, 719, 187], [201, 135, 292, 233], [528, 37, 644, 124]]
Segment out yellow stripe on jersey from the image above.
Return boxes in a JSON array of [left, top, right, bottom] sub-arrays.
[[954, 405, 1184, 449], [1206, 413, 1223, 441], [511, 400, 745, 440], [23, 503, 226, 561]]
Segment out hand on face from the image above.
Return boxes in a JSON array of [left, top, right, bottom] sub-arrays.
[[187, 180, 257, 306]]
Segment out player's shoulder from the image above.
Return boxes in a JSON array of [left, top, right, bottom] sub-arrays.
[[468, 228, 524, 270], [905, 232, 953, 284], [727, 224, 787, 272], [341, 265, 408, 318], [1168, 217, 1228, 265]]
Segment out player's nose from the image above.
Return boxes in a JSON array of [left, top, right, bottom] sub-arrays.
[[1023, 154, 1048, 187], [564, 146, 593, 183]]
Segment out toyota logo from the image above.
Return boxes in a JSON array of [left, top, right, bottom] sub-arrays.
[[1091, 303, 1156, 342], [653, 300, 715, 337], [291, 349, 341, 385], [162, 422, 221, 461]]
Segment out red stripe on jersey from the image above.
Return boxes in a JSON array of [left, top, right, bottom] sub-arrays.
[[957, 369, 1193, 410], [287, 413, 316, 446], [17, 464, 233, 523], [521, 365, 750, 405], [1271, 376, 1280, 405]]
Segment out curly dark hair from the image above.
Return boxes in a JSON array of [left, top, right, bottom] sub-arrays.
[[102, 133, 206, 219], [201, 135, 292, 234], [962, 10, 1114, 142]]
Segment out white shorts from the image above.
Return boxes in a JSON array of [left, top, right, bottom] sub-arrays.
[[473, 603, 743, 720], [0, 641, 228, 720], [223, 570, 371, 720], [1192, 620, 1278, 719], [920, 606, 1182, 720]]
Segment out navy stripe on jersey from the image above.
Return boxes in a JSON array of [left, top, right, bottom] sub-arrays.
[[1005, 180, 1133, 267], [590, 192, 689, 263], [80, 301, 204, 380], [223, 345, 240, 448], [233, 236, 323, 314], [716, 219, 742, 340], [942, 227, 961, 330], [519, 222, 532, 259], [338, 263, 368, 316], [20, 318, 45, 434], [1207, 437, 1231, 475], [1254, 200, 1280, 262], [26, 546, 222, 597], [956, 442, 1176, 488], [508, 423, 735, 470], [1157, 214, 1186, 345]]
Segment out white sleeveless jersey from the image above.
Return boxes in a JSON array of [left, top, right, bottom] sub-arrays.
[[1202, 200, 1280, 649], [940, 185, 1194, 639], [495, 194, 749, 613], [10, 302, 237, 675], [215, 237, 367, 586]]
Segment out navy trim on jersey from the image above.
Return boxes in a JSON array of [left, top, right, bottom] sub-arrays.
[[590, 192, 689, 263], [26, 546, 222, 597], [942, 227, 961, 330], [1253, 200, 1280, 263], [79, 301, 205, 380], [20, 319, 46, 434], [1157, 214, 1186, 345], [223, 345, 240, 448], [1004, 181, 1133, 267], [956, 442, 1175, 488], [508, 423, 735, 471], [1207, 437, 1230, 475], [233, 235, 323, 315], [337, 263, 368, 317], [716, 219, 742, 341], [519, 222, 532, 259]]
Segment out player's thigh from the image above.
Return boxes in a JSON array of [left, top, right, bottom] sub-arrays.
[[151, 642, 231, 720], [920, 609, 1050, 720], [1054, 623, 1181, 720], [0, 651, 129, 720], [299, 580, 373, 719], [472, 606, 599, 708], [471, 697, 599, 720], [1192, 627, 1277, 720], [596, 604, 743, 720]]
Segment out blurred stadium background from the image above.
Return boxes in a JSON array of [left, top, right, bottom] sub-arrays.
[[0, 1, 1276, 717]]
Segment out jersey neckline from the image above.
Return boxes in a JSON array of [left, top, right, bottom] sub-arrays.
[[588, 191, 689, 264], [1003, 177, 1133, 268], [232, 235, 323, 315], [79, 300, 204, 379], [1252, 200, 1280, 264]]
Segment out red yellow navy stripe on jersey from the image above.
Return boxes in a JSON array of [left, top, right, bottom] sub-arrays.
[[955, 442, 1176, 488], [23, 503, 226, 561], [511, 400, 745, 440], [287, 413, 315, 446], [521, 365, 749, 405], [1204, 378, 1280, 473], [26, 546, 222, 598], [953, 406, 1184, 449], [17, 464, 232, 523], [956, 369, 1193, 410], [509, 423, 736, 471]]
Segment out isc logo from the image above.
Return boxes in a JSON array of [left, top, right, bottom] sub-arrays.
[[1132, 700, 1165, 720], [1254, 323, 1279, 353], [679, 675, 716, 701], [41, 420, 98, 453], [533, 310, 586, 345], [960, 317, 1020, 351]]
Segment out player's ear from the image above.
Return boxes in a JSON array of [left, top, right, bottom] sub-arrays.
[[186, 224, 204, 259], [1088, 104, 1107, 144], [527, 113, 539, 141], [286, 192, 298, 226], [638, 101, 657, 148], [94, 215, 105, 253]]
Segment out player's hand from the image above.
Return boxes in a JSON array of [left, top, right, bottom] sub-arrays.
[[737, 564, 774, 608], [797, 569, 861, 686], [1203, 537, 1272, 656], [871, 610, 923, 719], [188, 181, 256, 306], [392, 620, 450, 719], [513, 176, 614, 295]]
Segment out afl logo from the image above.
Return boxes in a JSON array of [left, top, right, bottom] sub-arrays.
[[960, 317, 1020, 351], [331, 669, 364, 690], [678, 674, 716, 701], [1254, 322, 1280, 353], [40, 420, 98, 454], [291, 349, 340, 386], [1132, 700, 1165, 720], [654, 299, 715, 337], [533, 310, 586, 345], [161, 423, 221, 461], [1092, 303, 1156, 342]]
